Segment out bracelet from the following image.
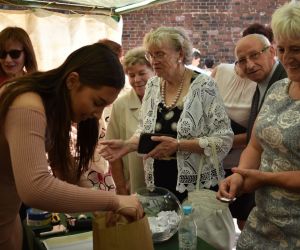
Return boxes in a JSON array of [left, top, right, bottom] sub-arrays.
[[177, 139, 181, 152]]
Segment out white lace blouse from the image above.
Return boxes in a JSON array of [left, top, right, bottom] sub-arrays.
[[135, 72, 233, 193]]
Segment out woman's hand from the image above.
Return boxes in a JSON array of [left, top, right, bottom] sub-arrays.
[[116, 194, 144, 221], [99, 139, 128, 162], [217, 172, 244, 200], [231, 167, 265, 193], [145, 135, 178, 160]]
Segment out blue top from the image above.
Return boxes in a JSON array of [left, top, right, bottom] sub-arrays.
[[182, 205, 192, 215]]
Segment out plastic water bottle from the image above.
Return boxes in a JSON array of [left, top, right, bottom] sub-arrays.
[[178, 205, 197, 250]]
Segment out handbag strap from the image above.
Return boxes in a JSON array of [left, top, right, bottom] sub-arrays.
[[196, 140, 219, 191]]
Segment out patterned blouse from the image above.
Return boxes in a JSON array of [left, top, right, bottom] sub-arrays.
[[237, 78, 300, 249], [135, 70, 233, 193]]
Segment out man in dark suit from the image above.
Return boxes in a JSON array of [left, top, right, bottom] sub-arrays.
[[235, 34, 287, 141], [230, 33, 287, 230]]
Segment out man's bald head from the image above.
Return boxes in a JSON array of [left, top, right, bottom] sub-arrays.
[[235, 34, 271, 57], [234, 34, 275, 83]]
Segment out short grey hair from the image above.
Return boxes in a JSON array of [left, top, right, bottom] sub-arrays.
[[122, 47, 152, 73], [143, 26, 193, 65], [247, 34, 271, 47]]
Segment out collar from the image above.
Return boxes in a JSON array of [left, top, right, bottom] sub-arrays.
[[128, 88, 142, 110], [257, 60, 279, 93]]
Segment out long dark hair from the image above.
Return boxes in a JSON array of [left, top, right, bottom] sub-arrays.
[[0, 43, 125, 183]]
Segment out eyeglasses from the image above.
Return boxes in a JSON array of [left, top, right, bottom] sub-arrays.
[[235, 46, 270, 67], [145, 51, 166, 61], [0, 49, 23, 59]]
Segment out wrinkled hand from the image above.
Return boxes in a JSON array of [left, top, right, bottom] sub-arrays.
[[145, 135, 177, 160], [231, 167, 265, 193], [99, 139, 128, 162], [117, 194, 144, 221], [217, 172, 244, 200]]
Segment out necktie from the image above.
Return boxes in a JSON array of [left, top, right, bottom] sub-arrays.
[[246, 86, 260, 143]]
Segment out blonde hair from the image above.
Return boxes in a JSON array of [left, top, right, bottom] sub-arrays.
[[271, 2, 300, 41], [123, 47, 152, 73], [143, 26, 192, 64]]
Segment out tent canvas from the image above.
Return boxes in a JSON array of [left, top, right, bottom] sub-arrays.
[[0, 8, 123, 70], [0, 0, 172, 69], [1, 0, 174, 14]]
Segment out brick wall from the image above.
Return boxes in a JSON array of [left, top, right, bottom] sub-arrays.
[[121, 0, 288, 65]]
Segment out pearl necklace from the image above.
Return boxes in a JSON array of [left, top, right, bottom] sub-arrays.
[[161, 68, 186, 109]]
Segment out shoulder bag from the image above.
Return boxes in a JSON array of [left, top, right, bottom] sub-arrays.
[[186, 141, 236, 250]]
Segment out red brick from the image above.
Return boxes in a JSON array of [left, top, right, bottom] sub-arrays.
[[122, 0, 286, 64]]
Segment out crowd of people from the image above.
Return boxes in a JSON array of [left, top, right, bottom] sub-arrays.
[[0, 1, 299, 250], [100, 26, 233, 203]]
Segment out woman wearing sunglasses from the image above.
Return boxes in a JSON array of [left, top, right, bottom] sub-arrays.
[[0, 26, 38, 226], [0, 26, 37, 86]]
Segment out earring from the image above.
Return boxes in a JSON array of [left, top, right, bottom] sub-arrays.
[[178, 59, 182, 63]]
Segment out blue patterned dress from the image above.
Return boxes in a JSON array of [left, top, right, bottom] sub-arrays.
[[237, 79, 300, 249]]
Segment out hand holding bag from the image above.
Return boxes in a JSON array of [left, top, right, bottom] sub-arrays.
[[187, 142, 235, 250], [93, 208, 154, 250]]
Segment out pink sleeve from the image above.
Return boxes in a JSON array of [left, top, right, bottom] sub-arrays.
[[5, 107, 119, 213]]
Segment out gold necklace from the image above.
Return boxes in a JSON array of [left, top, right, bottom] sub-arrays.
[[161, 68, 186, 109]]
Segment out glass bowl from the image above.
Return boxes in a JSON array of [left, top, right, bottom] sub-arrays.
[[136, 187, 183, 243]]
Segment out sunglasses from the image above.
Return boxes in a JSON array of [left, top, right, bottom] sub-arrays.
[[0, 49, 23, 59]]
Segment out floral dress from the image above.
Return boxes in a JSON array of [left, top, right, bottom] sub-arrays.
[[237, 79, 300, 249], [70, 119, 116, 192]]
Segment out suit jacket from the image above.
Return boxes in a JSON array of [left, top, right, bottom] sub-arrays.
[[247, 62, 287, 142]]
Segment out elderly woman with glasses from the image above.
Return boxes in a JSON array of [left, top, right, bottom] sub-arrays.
[[218, 2, 300, 249], [100, 26, 233, 202], [0, 26, 37, 86]]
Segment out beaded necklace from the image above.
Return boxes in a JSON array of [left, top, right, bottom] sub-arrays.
[[161, 68, 186, 109]]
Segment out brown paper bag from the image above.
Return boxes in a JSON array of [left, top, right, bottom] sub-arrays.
[[93, 211, 154, 250]]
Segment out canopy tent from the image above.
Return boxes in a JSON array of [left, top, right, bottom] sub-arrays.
[[0, 8, 123, 70], [1, 0, 174, 14], [57, 0, 169, 9], [0, 0, 172, 70]]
